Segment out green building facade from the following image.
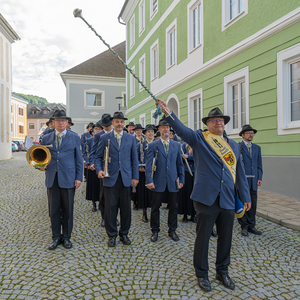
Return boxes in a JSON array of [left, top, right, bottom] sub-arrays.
[[119, 0, 300, 200]]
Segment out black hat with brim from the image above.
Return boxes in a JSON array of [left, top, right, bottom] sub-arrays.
[[86, 122, 95, 129], [143, 124, 157, 134], [202, 107, 230, 125], [155, 131, 161, 137], [99, 113, 112, 127], [133, 124, 144, 131], [110, 111, 128, 120], [126, 121, 135, 128], [157, 119, 170, 128], [66, 117, 74, 126], [239, 124, 257, 136], [94, 121, 103, 129], [52, 110, 69, 119]]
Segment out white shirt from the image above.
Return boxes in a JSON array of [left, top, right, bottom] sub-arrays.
[[160, 137, 170, 145], [114, 130, 123, 138], [243, 140, 252, 147], [55, 129, 67, 136]]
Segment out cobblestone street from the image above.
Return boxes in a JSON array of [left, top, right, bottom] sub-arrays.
[[0, 152, 299, 300]]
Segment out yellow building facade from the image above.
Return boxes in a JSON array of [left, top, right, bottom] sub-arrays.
[[11, 93, 28, 142]]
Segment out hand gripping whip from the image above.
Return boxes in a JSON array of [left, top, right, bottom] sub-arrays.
[[73, 8, 174, 120]]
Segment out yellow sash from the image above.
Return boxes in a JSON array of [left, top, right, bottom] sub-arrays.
[[203, 131, 237, 183]]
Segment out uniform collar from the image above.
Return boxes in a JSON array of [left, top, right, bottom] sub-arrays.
[[55, 129, 67, 136], [160, 137, 170, 144], [114, 130, 123, 137], [243, 140, 252, 147]]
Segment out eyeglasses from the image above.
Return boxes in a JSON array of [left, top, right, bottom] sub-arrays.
[[54, 120, 67, 123], [207, 118, 224, 124], [244, 132, 255, 136]]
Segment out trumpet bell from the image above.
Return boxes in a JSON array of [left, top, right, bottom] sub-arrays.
[[26, 145, 51, 170]]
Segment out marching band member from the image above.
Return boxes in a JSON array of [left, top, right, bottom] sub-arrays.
[[66, 117, 74, 130], [83, 125, 102, 212], [145, 119, 184, 242], [89, 114, 113, 225], [158, 99, 251, 292], [125, 121, 135, 135], [136, 124, 156, 222], [41, 110, 83, 250], [133, 124, 144, 145], [95, 111, 139, 247]]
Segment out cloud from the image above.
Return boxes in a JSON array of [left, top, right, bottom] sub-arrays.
[[2, 0, 126, 103]]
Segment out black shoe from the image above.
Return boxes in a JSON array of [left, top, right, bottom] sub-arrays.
[[211, 228, 218, 237], [197, 277, 212, 292], [216, 273, 235, 290], [133, 205, 138, 211], [48, 239, 61, 250], [151, 232, 158, 242], [92, 206, 97, 212], [248, 227, 262, 235], [241, 228, 249, 236], [142, 214, 148, 223], [101, 219, 105, 227], [168, 231, 179, 241], [116, 219, 120, 227], [63, 239, 72, 249], [182, 216, 188, 223], [190, 216, 197, 223], [108, 237, 116, 247], [120, 235, 131, 245]]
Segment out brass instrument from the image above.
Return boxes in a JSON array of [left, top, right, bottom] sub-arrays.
[[181, 146, 193, 177], [103, 139, 111, 177], [26, 145, 52, 170], [152, 150, 158, 178], [85, 136, 90, 160]]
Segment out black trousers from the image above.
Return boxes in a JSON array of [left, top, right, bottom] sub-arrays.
[[99, 178, 105, 218], [238, 188, 257, 229], [103, 174, 131, 238], [151, 188, 178, 233], [193, 196, 235, 278], [47, 174, 75, 240]]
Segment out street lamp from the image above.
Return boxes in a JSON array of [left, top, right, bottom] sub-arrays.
[[116, 96, 123, 111]]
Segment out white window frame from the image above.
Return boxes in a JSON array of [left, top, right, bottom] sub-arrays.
[[139, 113, 146, 127], [224, 67, 249, 138], [166, 19, 177, 70], [222, 0, 248, 31], [187, 0, 202, 53], [122, 92, 126, 109], [277, 43, 300, 135], [139, 0, 145, 36], [150, 39, 159, 81], [150, 0, 158, 21], [130, 14, 135, 49], [130, 66, 135, 99], [151, 108, 159, 126], [84, 89, 105, 109], [29, 123, 35, 129], [139, 54, 146, 92], [188, 88, 203, 131]]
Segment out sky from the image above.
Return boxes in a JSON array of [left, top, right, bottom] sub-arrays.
[[1, 0, 126, 104]]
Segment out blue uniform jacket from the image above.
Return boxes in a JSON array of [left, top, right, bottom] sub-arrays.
[[136, 139, 149, 165], [163, 112, 251, 209], [89, 130, 106, 166], [239, 142, 263, 191], [41, 130, 83, 189], [94, 131, 139, 188], [145, 139, 185, 193], [82, 137, 94, 165], [181, 142, 195, 173], [81, 131, 92, 151]]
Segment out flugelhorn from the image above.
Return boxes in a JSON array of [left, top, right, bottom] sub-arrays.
[[152, 150, 158, 178], [103, 139, 111, 177], [26, 145, 52, 170], [181, 146, 193, 177]]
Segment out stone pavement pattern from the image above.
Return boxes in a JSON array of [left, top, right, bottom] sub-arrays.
[[0, 152, 299, 300]]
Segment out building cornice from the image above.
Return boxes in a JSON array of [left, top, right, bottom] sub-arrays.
[[119, 0, 139, 24], [126, 6, 300, 115], [0, 14, 20, 43]]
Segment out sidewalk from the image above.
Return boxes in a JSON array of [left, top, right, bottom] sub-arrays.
[[257, 190, 300, 231]]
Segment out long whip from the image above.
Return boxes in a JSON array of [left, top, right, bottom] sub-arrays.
[[73, 8, 174, 120]]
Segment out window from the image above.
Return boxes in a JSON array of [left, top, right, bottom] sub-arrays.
[[166, 20, 177, 70], [85, 91, 104, 108], [150, 0, 158, 20], [122, 92, 127, 109], [130, 66, 135, 98], [130, 15, 135, 48], [224, 67, 249, 136], [139, 113, 146, 127], [31, 109, 37, 115], [19, 107, 23, 116], [139, 54, 146, 91], [11, 123, 13, 132], [222, 0, 248, 30], [19, 125, 24, 134], [188, 88, 203, 130], [43, 109, 48, 114], [29, 123, 34, 129], [151, 109, 159, 126], [151, 40, 159, 81], [139, 0, 145, 36], [277, 43, 300, 135], [188, 1, 202, 52]]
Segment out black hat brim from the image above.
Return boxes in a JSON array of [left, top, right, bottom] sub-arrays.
[[239, 128, 257, 136], [110, 116, 128, 120], [99, 120, 112, 127], [143, 128, 157, 134], [202, 115, 230, 125]]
